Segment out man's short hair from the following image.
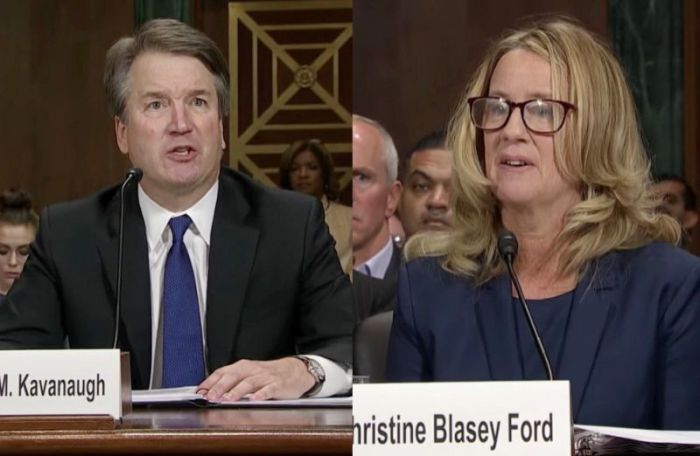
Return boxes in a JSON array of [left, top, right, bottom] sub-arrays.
[[655, 173, 698, 210], [104, 18, 230, 121], [401, 130, 447, 181], [353, 114, 398, 183]]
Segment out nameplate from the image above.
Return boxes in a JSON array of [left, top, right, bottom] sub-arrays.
[[0, 349, 125, 419], [353, 381, 571, 455]]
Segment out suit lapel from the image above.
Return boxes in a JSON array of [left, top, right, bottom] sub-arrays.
[[475, 274, 523, 380], [205, 171, 260, 371], [96, 184, 152, 388], [558, 253, 620, 420]]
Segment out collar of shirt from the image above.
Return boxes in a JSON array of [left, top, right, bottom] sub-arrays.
[[320, 195, 331, 212], [355, 237, 394, 279], [137, 181, 219, 251]]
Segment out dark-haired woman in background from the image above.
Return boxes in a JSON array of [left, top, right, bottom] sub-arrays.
[[280, 140, 352, 274], [0, 189, 38, 304]]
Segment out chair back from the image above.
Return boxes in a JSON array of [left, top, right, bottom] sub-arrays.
[[353, 311, 394, 382]]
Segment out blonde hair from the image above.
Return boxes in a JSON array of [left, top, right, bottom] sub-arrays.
[[405, 17, 680, 284]]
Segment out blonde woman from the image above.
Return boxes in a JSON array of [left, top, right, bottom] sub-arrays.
[[386, 18, 700, 429]]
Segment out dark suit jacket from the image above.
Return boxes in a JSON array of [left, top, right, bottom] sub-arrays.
[[386, 242, 700, 430], [0, 168, 353, 389], [353, 243, 401, 324]]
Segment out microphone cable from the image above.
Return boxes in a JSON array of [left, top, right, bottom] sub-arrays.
[[112, 168, 143, 349], [497, 229, 554, 381]]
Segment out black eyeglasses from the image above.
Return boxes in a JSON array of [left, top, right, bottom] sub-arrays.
[[467, 96, 576, 134]]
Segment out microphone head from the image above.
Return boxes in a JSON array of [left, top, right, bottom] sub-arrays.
[[497, 229, 518, 262], [127, 168, 143, 182]]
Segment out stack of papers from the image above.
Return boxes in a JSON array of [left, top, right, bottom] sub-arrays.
[[132, 387, 351, 407], [574, 425, 700, 454]]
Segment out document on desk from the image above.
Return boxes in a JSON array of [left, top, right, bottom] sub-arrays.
[[132, 387, 351, 407], [574, 424, 700, 455]]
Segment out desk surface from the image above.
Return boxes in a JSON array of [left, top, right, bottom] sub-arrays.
[[0, 406, 352, 455]]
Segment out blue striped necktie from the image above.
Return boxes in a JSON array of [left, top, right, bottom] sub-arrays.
[[161, 215, 206, 387]]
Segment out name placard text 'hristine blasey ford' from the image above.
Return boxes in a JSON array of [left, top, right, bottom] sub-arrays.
[[0, 349, 123, 418], [353, 381, 572, 456]]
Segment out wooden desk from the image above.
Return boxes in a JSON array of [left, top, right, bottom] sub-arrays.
[[0, 406, 352, 455]]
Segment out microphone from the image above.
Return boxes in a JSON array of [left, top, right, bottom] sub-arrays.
[[112, 168, 143, 349], [497, 229, 554, 381], [497, 230, 518, 263]]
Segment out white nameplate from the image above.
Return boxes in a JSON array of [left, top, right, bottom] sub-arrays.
[[353, 381, 571, 455], [0, 349, 124, 418]]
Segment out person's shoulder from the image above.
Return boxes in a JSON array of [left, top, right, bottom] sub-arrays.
[[42, 184, 120, 220], [403, 255, 470, 289], [405, 255, 448, 274], [612, 241, 700, 286], [32, 185, 121, 245], [621, 241, 700, 272], [399, 256, 480, 318]]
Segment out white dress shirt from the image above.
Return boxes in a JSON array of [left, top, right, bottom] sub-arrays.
[[138, 182, 349, 396], [354, 237, 394, 279]]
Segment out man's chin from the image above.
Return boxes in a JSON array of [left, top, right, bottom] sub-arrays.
[[166, 166, 220, 188]]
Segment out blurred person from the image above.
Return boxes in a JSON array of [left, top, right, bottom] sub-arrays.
[[387, 18, 700, 429], [279, 139, 352, 274], [0, 189, 38, 304], [653, 173, 698, 248], [399, 130, 454, 239], [0, 19, 352, 400]]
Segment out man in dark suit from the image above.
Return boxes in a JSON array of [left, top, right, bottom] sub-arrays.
[[0, 19, 352, 400]]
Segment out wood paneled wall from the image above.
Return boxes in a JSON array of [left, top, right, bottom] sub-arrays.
[[0, 0, 351, 210], [0, 0, 134, 211], [353, 0, 608, 157], [6, 0, 698, 225], [684, 0, 700, 254]]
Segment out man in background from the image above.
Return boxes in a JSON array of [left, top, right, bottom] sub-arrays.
[[352, 115, 401, 322], [399, 130, 453, 240], [653, 174, 699, 250], [352, 115, 401, 279]]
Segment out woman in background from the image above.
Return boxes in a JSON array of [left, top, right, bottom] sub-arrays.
[[280, 139, 352, 274], [386, 18, 700, 429], [0, 189, 38, 304]]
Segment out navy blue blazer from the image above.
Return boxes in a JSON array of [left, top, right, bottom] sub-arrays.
[[386, 242, 700, 430]]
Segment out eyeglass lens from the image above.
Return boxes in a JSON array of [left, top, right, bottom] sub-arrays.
[[471, 98, 566, 133]]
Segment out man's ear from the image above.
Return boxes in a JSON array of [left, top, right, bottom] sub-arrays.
[[115, 116, 129, 155], [682, 209, 699, 231], [219, 118, 226, 151], [385, 180, 403, 218]]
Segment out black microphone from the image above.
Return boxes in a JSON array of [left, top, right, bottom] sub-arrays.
[[497, 229, 554, 381], [112, 168, 143, 349]]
